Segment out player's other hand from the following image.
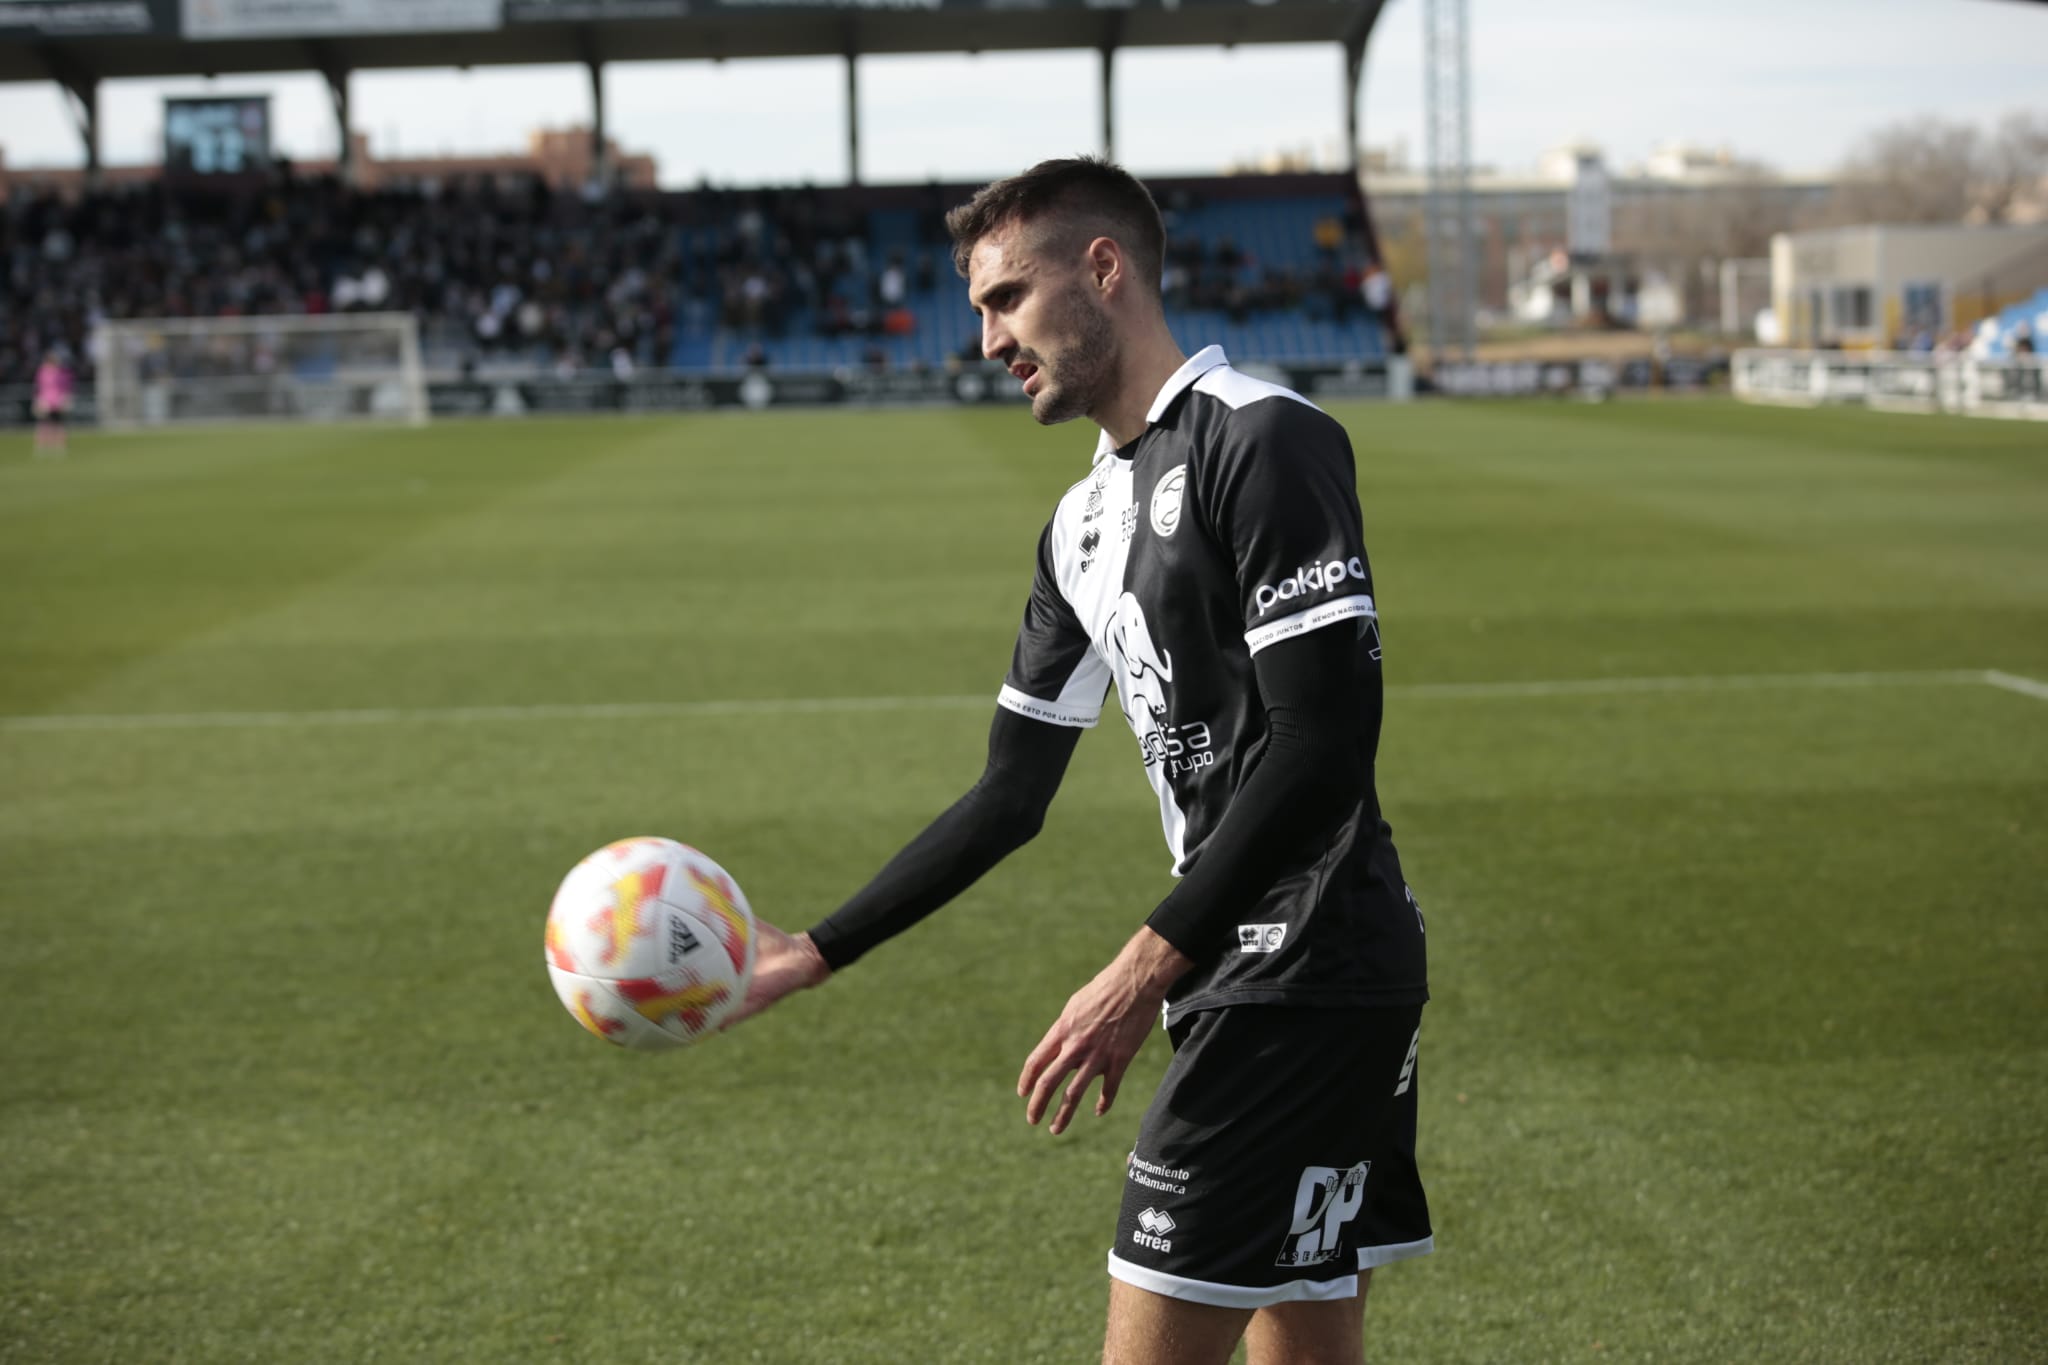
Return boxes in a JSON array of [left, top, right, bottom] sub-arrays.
[[1018, 927, 1192, 1136], [721, 922, 831, 1030]]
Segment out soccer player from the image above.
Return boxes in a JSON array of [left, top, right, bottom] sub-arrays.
[[32, 349, 75, 458], [730, 158, 1431, 1365]]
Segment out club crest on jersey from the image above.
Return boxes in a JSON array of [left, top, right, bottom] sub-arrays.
[[1149, 466, 1187, 538]]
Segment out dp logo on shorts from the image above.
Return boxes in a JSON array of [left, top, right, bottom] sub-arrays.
[[1274, 1162, 1369, 1268]]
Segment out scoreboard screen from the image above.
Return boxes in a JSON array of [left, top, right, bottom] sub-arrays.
[[164, 96, 272, 178]]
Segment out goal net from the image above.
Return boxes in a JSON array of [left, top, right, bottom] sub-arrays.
[[95, 312, 428, 429]]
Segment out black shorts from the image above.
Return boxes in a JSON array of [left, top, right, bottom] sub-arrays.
[[1108, 1003, 1432, 1309]]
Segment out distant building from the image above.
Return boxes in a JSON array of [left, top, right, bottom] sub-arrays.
[[0, 125, 657, 201], [1769, 222, 2048, 349], [1365, 143, 1836, 323], [1638, 142, 1777, 186]]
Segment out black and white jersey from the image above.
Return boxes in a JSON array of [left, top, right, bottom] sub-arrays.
[[1000, 346, 1427, 1021]]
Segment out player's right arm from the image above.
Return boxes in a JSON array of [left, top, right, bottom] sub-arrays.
[[722, 707, 1080, 1027], [723, 517, 1104, 1029]]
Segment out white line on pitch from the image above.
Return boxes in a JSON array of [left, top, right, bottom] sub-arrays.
[[1982, 669, 2048, 703], [1398, 669, 1995, 700], [0, 693, 993, 734], [0, 668, 2030, 735]]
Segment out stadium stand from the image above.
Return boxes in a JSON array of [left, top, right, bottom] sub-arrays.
[[1971, 287, 2048, 357], [1, 172, 1391, 387]]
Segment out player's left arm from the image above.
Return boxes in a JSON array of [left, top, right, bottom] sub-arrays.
[[1143, 627, 1377, 956], [1015, 629, 1373, 1134], [1144, 396, 1387, 959]]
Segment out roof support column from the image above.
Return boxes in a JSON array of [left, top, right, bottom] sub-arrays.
[[66, 77, 100, 192], [1099, 42, 1116, 162], [319, 61, 354, 187], [844, 52, 861, 186], [38, 47, 100, 192], [1342, 33, 1365, 180], [587, 53, 610, 188]]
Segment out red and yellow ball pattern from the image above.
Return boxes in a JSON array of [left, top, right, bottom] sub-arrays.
[[543, 837, 756, 1051]]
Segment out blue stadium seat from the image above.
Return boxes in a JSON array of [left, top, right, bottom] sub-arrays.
[[1979, 286, 2048, 356]]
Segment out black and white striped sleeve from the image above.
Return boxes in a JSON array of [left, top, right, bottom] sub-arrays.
[[997, 519, 1112, 728]]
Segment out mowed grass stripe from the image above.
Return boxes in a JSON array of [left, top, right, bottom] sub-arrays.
[[0, 666, 2036, 733]]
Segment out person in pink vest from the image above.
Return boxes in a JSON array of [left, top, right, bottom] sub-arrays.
[[32, 349, 76, 457]]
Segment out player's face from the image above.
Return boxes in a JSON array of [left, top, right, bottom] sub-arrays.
[[968, 228, 1119, 427]]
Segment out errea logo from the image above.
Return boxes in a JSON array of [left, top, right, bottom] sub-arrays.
[[1253, 556, 1367, 616], [1237, 923, 1286, 954], [1133, 1207, 1176, 1253]]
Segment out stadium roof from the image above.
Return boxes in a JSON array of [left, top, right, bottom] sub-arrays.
[[0, 1, 1388, 86]]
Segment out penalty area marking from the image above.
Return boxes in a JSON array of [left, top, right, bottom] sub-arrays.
[[2, 668, 2044, 735]]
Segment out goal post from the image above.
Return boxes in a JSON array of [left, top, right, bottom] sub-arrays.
[[96, 312, 429, 429]]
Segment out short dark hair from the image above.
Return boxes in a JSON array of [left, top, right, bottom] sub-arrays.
[[946, 156, 1166, 299]]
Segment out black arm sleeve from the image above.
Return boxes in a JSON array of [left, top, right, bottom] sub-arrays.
[[805, 707, 1081, 971], [1143, 622, 1381, 958]]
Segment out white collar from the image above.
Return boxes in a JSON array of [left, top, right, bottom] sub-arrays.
[[1092, 345, 1230, 459]]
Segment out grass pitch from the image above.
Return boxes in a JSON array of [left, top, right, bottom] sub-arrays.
[[2, 399, 2044, 1364]]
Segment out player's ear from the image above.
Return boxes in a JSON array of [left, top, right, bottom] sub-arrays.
[[1086, 236, 1121, 294]]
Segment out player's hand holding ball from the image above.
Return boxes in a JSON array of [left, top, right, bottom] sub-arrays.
[[718, 919, 831, 1030], [543, 836, 828, 1048]]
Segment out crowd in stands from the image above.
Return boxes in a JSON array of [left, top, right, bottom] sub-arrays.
[[2, 171, 1396, 386], [1, 173, 690, 384], [686, 184, 945, 346], [1159, 191, 1394, 336]]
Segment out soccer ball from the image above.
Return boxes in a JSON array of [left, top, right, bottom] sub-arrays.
[[544, 837, 756, 1050]]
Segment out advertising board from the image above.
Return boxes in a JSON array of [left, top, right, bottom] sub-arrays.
[[0, 0, 170, 35], [180, 0, 499, 39], [503, 0, 1350, 17], [1733, 350, 2047, 422]]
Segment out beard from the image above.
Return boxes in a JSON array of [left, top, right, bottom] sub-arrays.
[[1025, 281, 1119, 427]]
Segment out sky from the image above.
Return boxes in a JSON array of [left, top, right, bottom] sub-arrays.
[[0, 0, 2042, 186]]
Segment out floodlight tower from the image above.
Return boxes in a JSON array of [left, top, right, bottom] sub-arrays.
[[1422, 0, 1478, 360]]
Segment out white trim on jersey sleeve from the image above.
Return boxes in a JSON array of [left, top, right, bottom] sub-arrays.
[[997, 683, 1102, 728], [1243, 593, 1378, 657]]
